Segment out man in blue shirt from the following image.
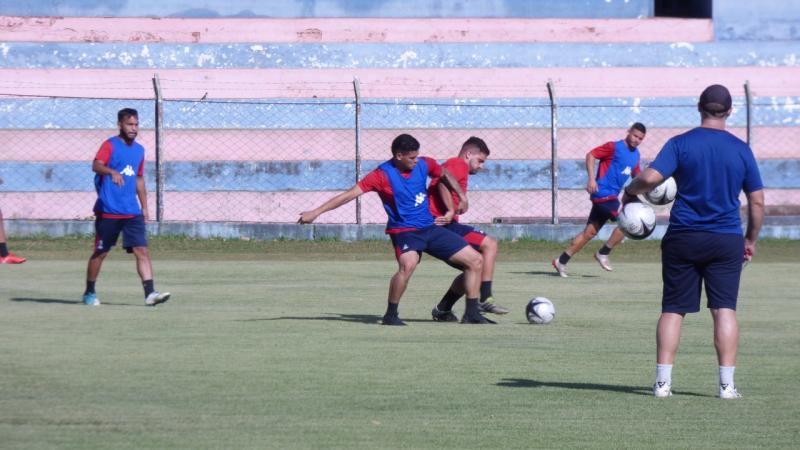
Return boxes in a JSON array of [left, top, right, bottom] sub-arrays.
[[622, 85, 764, 399]]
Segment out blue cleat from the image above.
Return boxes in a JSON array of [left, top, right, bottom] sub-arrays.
[[83, 292, 100, 306]]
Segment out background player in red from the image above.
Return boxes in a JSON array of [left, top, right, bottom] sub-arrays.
[[428, 137, 509, 321], [0, 208, 26, 264], [82, 108, 170, 307], [552, 123, 646, 277], [299, 134, 491, 325]]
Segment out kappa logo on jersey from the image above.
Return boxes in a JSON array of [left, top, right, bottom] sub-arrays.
[[120, 165, 136, 177], [402, 244, 409, 250], [621, 166, 632, 176], [414, 192, 426, 207]]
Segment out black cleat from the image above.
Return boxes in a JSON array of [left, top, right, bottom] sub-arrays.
[[381, 314, 407, 326], [431, 306, 459, 322], [461, 313, 496, 324]]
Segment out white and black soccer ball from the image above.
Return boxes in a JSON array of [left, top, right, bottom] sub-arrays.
[[526, 297, 555, 324], [618, 202, 656, 240], [644, 177, 677, 205]]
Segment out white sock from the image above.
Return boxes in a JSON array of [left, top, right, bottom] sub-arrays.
[[720, 366, 735, 387], [656, 364, 673, 385]]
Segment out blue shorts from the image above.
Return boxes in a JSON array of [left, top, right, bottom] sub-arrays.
[[390, 225, 469, 264], [443, 222, 487, 250], [661, 231, 744, 313], [94, 215, 148, 254], [588, 200, 620, 228]]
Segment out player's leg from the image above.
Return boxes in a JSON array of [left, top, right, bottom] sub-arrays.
[[124, 215, 170, 306], [703, 233, 745, 398], [595, 226, 625, 272], [0, 208, 26, 264], [553, 201, 614, 277], [476, 235, 509, 314], [432, 272, 462, 322], [84, 217, 122, 306], [385, 248, 420, 325], [445, 245, 489, 324]]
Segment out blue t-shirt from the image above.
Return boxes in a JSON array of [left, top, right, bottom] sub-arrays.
[[650, 127, 763, 234], [95, 136, 145, 216], [379, 159, 435, 230]]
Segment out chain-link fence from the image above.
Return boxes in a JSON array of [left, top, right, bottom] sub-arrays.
[[1, 84, 797, 226]]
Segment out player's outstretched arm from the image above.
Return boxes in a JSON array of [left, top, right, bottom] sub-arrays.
[[439, 168, 468, 214], [622, 167, 664, 204], [298, 185, 364, 224], [744, 189, 764, 261]]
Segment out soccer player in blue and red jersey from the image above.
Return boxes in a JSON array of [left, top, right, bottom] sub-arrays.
[[427, 137, 510, 321], [0, 208, 26, 264], [552, 123, 646, 277], [298, 134, 491, 326], [623, 85, 764, 399], [82, 108, 170, 307]]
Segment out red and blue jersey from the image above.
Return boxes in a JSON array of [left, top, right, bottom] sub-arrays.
[[591, 140, 641, 203], [357, 156, 442, 233], [93, 136, 145, 218]]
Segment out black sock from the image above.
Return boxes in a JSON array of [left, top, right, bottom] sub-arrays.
[[480, 281, 493, 302], [558, 252, 571, 265], [465, 298, 479, 315], [437, 289, 462, 311], [0, 242, 8, 257], [385, 302, 399, 317], [599, 244, 612, 256], [85, 280, 96, 295], [143, 279, 155, 297]]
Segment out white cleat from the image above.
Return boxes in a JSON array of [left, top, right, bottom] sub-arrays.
[[653, 381, 673, 398], [551, 259, 569, 278], [145, 291, 171, 306], [594, 252, 613, 271], [719, 384, 742, 399]]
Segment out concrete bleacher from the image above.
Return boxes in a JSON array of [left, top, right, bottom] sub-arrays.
[[0, 0, 798, 240]]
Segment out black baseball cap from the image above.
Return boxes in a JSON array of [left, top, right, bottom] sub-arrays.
[[699, 84, 732, 113]]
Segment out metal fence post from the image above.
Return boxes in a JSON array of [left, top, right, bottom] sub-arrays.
[[547, 80, 559, 225], [353, 77, 363, 224], [151, 74, 165, 224], [744, 80, 753, 147]]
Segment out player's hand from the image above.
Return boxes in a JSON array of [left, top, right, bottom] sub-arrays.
[[743, 241, 756, 266], [142, 209, 150, 222], [586, 180, 598, 194], [456, 196, 469, 215], [435, 211, 454, 226], [111, 170, 124, 186], [621, 189, 640, 206], [298, 210, 318, 224]]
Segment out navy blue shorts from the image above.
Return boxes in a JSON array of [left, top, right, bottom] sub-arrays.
[[443, 222, 487, 250], [390, 225, 469, 263], [661, 231, 744, 313], [94, 215, 148, 254], [587, 200, 620, 228]]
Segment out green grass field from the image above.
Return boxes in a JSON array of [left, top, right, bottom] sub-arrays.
[[1, 238, 799, 449]]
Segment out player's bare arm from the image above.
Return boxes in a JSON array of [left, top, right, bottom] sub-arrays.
[[439, 168, 468, 215], [92, 159, 124, 186], [434, 181, 455, 225], [585, 151, 598, 194], [298, 185, 364, 224], [136, 176, 149, 221], [622, 167, 664, 204], [744, 189, 765, 261]]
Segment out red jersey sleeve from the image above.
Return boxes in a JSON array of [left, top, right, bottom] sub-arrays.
[[590, 142, 616, 160], [421, 156, 442, 178], [442, 157, 469, 190], [357, 169, 388, 193], [94, 140, 113, 164], [632, 161, 641, 177]]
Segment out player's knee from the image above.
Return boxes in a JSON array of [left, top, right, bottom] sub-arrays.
[[481, 236, 497, 253], [464, 249, 483, 271], [132, 246, 150, 259]]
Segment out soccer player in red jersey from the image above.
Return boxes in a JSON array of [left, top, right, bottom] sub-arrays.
[[552, 123, 646, 277], [82, 108, 170, 307], [0, 208, 26, 264], [299, 134, 492, 326], [428, 137, 509, 321]]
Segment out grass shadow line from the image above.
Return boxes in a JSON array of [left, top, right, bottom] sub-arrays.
[[497, 378, 714, 398]]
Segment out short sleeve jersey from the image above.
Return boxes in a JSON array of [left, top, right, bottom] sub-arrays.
[[591, 140, 641, 203], [428, 156, 469, 221], [650, 127, 763, 234], [94, 136, 145, 217], [357, 156, 442, 233]]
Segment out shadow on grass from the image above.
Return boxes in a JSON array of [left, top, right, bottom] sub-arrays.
[[238, 313, 432, 325], [511, 270, 599, 278], [497, 378, 714, 397], [10, 297, 126, 306]]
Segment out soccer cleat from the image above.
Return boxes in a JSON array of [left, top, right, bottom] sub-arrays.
[[381, 314, 406, 326], [594, 252, 613, 271], [551, 258, 568, 278], [461, 312, 497, 324], [719, 384, 742, 399], [653, 381, 673, 398], [431, 306, 459, 322], [82, 292, 100, 306], [478, 297, 510, 315], [145, 291, 171, 306], [0, 252, 26, 264]]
